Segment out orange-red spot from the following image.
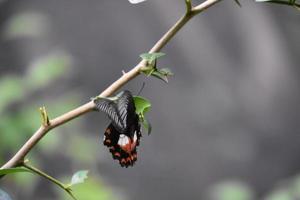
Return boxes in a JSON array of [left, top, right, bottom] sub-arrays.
[[120, 140, 137, 154]]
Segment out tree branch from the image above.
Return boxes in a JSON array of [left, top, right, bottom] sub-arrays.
[[0, 0, 223, 170]]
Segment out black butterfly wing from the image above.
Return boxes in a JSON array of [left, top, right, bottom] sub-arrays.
[[94, 90, 136, 133], [116, 90, 137, 133], [103, 122, 141, 167]]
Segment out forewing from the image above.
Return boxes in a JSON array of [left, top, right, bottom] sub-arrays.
[[94, 97, 126, 132], [95, 90, 137, 133], [116, 90, 136, 130]]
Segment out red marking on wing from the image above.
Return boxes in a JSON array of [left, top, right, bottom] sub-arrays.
[[103, 123, 141, 167], [119, 139, 137, 154]]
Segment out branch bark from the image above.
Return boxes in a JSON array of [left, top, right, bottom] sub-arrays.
[[1, 0, 223, 170]]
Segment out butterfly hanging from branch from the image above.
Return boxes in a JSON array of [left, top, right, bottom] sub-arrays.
[[93, 90, 151, 167]]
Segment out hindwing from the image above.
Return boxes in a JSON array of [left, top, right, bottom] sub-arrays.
[[103, 122, 141, 167]]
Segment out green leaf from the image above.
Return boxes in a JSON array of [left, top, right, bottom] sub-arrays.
[[159, 68, 174, 76], [153, 68, 173, 83], [0, 167, 32, 176], [142, 118, 152, 135], [70, 170, 89, 186], [133, 96, 152, 134], [140, 52, 165, 64], [141, 67, 173, 83], [58, 178, 113, 200], [0, 189, 12, 200], [140, 53, 173, 84], [151, 71, 169, 83], [133, 96, 151, 116]]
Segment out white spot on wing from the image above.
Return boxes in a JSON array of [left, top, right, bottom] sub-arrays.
[[133, 131, 137, 143], [118, 134, 129, 147]]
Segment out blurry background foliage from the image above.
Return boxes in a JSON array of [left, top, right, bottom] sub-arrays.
[[0, 11, 113, 200], [205, 175, 300, 200]]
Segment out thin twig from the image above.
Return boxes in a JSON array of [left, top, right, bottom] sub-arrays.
[[0, 0, 223, 170], [192, 0, 223, 14], [23, 161, 77, 200], [185, 0, 193, 13]]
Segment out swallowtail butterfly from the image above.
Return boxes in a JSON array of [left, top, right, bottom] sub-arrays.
[[94, 90, 142, 167]]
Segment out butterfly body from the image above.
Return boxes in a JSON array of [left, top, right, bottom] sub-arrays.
[[94, 90, 142, 167]]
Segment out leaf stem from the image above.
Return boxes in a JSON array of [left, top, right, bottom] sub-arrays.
[[22, 161, 77, 200]]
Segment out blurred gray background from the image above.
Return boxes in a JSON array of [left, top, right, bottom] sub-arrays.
[[0, 0, 300, 200]]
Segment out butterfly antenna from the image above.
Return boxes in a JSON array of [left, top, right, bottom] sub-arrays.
[[137, 82, 146, 96]]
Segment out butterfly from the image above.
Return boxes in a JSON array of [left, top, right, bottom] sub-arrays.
[[94, 90, 142, 167]]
